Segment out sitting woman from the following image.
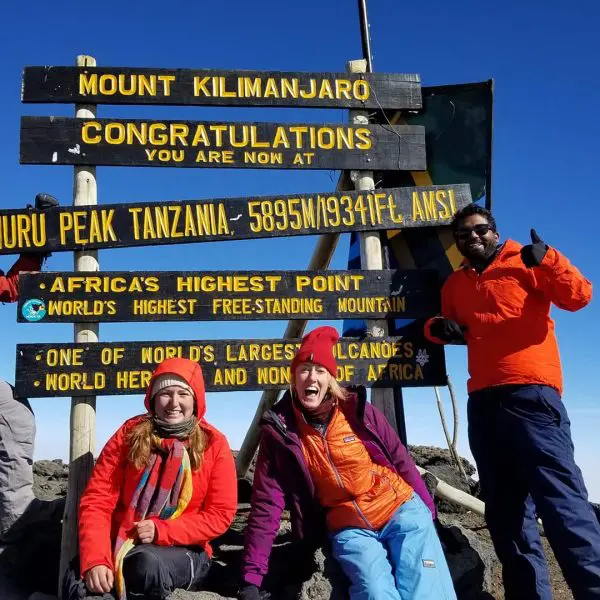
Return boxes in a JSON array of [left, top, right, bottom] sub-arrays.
[[239, 326, 456, 600], [66, 357, 237, 600]]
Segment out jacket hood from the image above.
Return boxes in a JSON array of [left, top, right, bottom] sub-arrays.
[[144, 358, 206, 419]]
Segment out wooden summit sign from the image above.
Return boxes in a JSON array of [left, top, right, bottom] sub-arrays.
[[20, 117, 425, 170], [17, 269, 440, 323], [22, 67, 422, 110], [15, 335, 446, 398], [0, 184, 471, 256]]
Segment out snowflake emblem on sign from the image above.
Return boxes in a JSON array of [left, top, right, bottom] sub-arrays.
[[415, 349, 429, 367]]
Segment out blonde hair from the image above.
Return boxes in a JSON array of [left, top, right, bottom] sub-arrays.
[[290, 369, 348, 403], [126, 416, 208, 470]]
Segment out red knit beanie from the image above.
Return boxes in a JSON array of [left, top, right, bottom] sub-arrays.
[[291, 326, 339, 377]]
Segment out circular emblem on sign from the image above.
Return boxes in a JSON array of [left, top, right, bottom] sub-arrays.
[[21, 299, 47, 322]]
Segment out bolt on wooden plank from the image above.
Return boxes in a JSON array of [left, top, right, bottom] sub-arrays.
[[15, 333, 446, 398], [20, 117, 426, 170], [0, 184, 471, 256], [17, 269, 440, 323], [22, 67, 422, 110]]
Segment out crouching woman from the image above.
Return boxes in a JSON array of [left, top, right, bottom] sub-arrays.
[[65, 357, 237, 600], [239, 326, 456, 600]]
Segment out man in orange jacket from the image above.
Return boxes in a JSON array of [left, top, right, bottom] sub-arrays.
[[425, 203, 600, 600]]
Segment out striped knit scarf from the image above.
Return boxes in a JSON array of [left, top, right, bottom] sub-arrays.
[[113, 438, 193, 600]]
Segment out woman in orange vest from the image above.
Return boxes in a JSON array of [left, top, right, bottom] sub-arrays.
[[64, 357, 238, 600], [239, 326, 456, 600]]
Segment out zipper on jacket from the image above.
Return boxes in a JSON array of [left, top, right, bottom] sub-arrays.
[[320, 432, 374, 530]]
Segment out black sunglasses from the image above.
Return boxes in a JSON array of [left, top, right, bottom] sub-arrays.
[[454, 224, 494, 241]]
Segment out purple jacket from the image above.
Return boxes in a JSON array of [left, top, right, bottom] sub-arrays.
[[241, 387, 435, 587]]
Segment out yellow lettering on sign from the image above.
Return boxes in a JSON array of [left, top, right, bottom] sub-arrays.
[[80, 121, 374, 153], [82, 121, 102, 143], [0, 213, 47, 250], [336, 79, 352, 99], [242, 77, 261, 98], [193, 76, 211, 97], [213, 368, 248, 386], [79, 73, 97, 95], [412, 191, 426, 221], [318, 79, 334, 99], [354, 128, 371, 149], [79, 73, 175, 97], [116, 370, 151, 390], [281, 78, 299, 98], [336, 364, 355, 382], [337, 296, 406, 314], [45, 347, 84, 366], [299, 80, 316, 99], [57, 210, 115, 245], [100, 347, 125, 365], [263, 78, 279, 98], [257, 366, 290, 385], [45, 372, 106, 392], [47, 299, 116, 317], [132, 299, 197, 316], [354, 80, 370, 100]]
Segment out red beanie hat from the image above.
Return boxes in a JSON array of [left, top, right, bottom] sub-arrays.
[[291, 326, 339, 377]]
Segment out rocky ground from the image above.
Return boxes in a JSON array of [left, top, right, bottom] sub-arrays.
[[0, 447, 587, 600]]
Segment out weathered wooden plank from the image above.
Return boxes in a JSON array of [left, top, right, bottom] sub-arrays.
[[17, 269, 440, 323], [19, 117, 426, 170], [15, 333, 446, 398], [22, 67, 422, 110], [0, 184, 471, 255]]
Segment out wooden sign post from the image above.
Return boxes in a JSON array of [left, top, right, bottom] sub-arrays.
[[13, 54, 469, 592], [349, 58, 400, 431], [58, 54, 98, 595]]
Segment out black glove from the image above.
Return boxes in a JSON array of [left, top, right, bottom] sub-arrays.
[[23, 194, 59, 262], [520, 229, 548, 268], [27, 192, 60, 211], [238, 584, 261, 600], [429, 318, 466, 344]]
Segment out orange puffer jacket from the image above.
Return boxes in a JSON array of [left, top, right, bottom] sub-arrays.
[[425, 240, 592, 394], [296, 401, 413, 531]]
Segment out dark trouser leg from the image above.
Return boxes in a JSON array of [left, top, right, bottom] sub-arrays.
[[468, 389, 551, 600], [123, 544, 211, 600], [62, 556, 114, 600], [509, 385, 600, 600]]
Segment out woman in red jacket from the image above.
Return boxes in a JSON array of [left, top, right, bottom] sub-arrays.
[[65, 357, 237, 600]]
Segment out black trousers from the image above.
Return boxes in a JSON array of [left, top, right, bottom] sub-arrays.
[[64, 544, 211, 600], [468, 384, 600, 600]]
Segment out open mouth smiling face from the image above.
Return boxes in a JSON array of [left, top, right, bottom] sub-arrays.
[[294, 362, 330, 409]]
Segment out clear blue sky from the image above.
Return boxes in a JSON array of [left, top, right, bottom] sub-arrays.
[[1, 0, 599, 500]]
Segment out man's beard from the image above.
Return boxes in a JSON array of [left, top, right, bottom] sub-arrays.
[[466, 239, 499, 271]]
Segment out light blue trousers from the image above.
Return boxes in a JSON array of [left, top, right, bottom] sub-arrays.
[[331, 494, 456, 600]]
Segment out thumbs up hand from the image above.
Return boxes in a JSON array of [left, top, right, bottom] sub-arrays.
[[520, 229, 548, 267]]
